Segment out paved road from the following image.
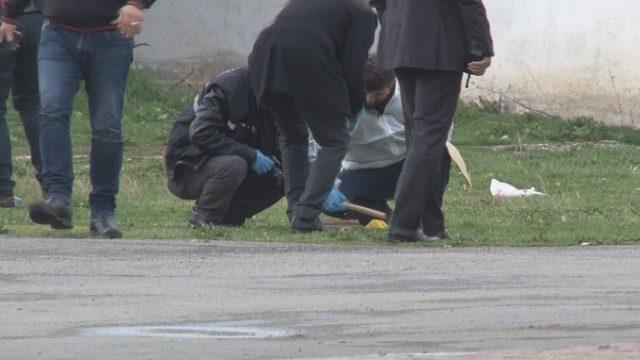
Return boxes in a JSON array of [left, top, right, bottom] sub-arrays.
[[1, 238, 640, 359]]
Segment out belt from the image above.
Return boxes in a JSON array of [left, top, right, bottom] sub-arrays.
[[48, 18, 117, 33]]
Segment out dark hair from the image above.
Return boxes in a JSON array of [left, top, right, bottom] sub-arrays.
[[365, 54, 395, 92]]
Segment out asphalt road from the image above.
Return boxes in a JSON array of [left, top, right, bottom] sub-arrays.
[[1, 237, 640, 359]]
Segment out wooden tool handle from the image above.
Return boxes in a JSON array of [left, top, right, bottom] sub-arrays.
[[344, 203, 388, 221]]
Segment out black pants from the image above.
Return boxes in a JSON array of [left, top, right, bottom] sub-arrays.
[[168, 155, 284, 226], [265, 92, 349, 223], [392, 68, 462, 236], [0, 12, 43, 195]]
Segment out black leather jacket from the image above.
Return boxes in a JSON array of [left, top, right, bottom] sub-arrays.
[[165, 68, 279, 180]]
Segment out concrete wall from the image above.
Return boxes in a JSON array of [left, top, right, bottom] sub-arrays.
[[136, 0, 640, 126]]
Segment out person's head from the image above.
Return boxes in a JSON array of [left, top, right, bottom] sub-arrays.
[[365, 54, 396, 109]]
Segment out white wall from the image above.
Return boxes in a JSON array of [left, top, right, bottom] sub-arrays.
[[136, 0, 640, 126], [480, 0, 640, 126]]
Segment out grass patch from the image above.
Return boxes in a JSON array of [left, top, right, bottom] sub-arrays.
[[6, 69, 190, 152], [2, 144, 639, 247], [2, 70, 640, 246], [455, 100, 640, 146]]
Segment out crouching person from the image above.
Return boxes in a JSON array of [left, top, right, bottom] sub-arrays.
[[165, 67, 284, 227]]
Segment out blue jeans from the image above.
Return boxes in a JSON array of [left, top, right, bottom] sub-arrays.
[[38, 22, 133, 213], [0, 12, 43, 194]]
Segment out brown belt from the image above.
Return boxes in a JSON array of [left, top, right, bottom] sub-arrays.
[[48, 18, 117, 33]]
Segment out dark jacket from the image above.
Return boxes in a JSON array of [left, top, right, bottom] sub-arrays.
[[248, 0, 378, 116], [3, 0, 155, 27], [0, 0, 39, 14], [165, 68, 279, 180], [375, 0, 494, 72]]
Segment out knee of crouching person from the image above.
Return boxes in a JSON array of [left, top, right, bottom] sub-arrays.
[[216, 157, 248, 182]]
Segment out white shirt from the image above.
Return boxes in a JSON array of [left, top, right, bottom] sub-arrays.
[[308, 81, 407, 170], [342, 82, 406, 170]]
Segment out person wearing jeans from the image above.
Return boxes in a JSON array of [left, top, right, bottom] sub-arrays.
[[0, 0, 156, 238], [0, 2, 43, 208]]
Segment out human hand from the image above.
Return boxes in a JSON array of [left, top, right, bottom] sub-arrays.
[[251, 150, 276, 175], [467, 57, 492, 76], [112, 5, 145, 38], [0, 22, 19, 44], [323, 186, 347, 213]]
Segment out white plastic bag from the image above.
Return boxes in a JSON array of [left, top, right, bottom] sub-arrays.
[[490, 179, 546, 198]]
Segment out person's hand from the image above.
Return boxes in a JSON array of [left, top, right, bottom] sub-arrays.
[[251, 150, 276, 175], [112, 5, 145, 38], [467, 57, 492, 76], [323, 187, 347, 213], [0, 22, 18, 44]]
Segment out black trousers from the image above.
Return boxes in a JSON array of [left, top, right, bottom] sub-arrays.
[[265, 92, 349, 223], [392, 68, 462, 236], [168, 155, 284, 226]]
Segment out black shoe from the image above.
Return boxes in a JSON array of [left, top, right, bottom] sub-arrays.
[[291, 217, 327, 234], [90, 213, 123, 239], [0, 192, 15, 208], [28, 198, 73, 230], [388, 228, 442, 244], [188, 208, 225, 228], [439, 229, 452, 240]]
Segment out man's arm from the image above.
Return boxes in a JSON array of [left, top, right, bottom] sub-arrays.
[[342, 5, 378, 115], [126, 0, 156, 10], [457, 0, 494, 58], [0, 0, 31, 42], [1, 0, 31, 24], [188, 85, 258, 165], [112, 0, 155, 37]]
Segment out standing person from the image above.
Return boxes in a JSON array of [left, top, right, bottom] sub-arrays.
[[0, 0, 156, 238], [376, 0, 494, 243], [249, 0, 377, 233], [165, 67, 285, 228], [0, 0, 43, 208]]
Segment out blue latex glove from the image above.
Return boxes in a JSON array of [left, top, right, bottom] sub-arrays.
[[323, 186, 347, 213], [251, 150, 275, 175]]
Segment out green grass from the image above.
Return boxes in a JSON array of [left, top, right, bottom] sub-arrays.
[[455, 100, 640, 146], [7, 69, 191, 152], [2, 70, 640, 246]]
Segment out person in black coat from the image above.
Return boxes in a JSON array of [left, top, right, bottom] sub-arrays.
[[165, 67, 285, 227], [374, 0, 494, 243], [248, 0, 377, 233]]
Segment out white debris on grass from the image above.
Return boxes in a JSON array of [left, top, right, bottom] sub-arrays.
[[490, 179, 546, 198]]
